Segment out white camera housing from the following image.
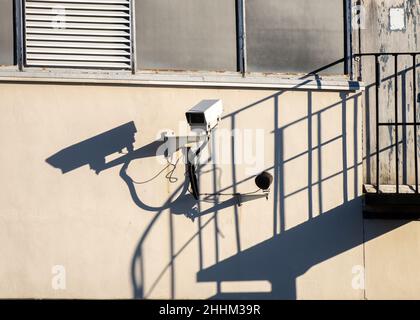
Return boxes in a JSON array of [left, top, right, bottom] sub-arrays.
[[185, 99, 223, 134]]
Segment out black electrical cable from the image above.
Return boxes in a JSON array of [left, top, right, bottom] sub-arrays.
[[187, 147, 200, 200], [130, 156, 181, 185]]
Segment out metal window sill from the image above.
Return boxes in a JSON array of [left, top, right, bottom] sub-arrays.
[[0, 69, 364, 91]]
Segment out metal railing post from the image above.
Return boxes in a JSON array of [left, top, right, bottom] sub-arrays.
[[394, 55, 399, 193], [414, 54, 419, 193], [375, 54, 381, 193]]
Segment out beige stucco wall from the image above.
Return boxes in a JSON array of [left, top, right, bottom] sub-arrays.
[[0, 82, 414, 299]]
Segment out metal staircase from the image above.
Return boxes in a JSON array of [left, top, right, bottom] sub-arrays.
[[356, 52, 420, 219]]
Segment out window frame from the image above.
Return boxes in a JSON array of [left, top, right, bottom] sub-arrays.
[[1, 0, 357, 88]]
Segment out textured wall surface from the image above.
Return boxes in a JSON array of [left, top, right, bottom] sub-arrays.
[[0, 83, 369, 299]]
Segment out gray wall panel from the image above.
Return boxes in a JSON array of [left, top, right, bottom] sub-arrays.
[[245, 0, 345, 74], [136, 0, 237, 71]]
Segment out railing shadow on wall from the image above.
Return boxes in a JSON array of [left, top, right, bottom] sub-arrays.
[[193, 89, 410, 299], [45, 60, 411, 300]]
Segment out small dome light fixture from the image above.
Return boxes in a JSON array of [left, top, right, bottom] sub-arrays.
[[255, 171, 273, 191]]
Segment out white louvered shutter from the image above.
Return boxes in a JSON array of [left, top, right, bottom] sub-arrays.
[[23, 0, 133, 69]]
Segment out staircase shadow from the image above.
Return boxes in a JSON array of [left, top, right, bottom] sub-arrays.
[[197, 197, 407, 299]]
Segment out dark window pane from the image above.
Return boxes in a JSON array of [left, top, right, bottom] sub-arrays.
[[136, 0, 237, 71], [246, 0, 345, 74], [0, 0, 14, 66]]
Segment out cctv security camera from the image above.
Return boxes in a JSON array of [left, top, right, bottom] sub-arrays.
[[185, 99, 223, 134]]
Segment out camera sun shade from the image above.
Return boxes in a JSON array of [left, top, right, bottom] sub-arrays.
[[185, 99, 223, 133]]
